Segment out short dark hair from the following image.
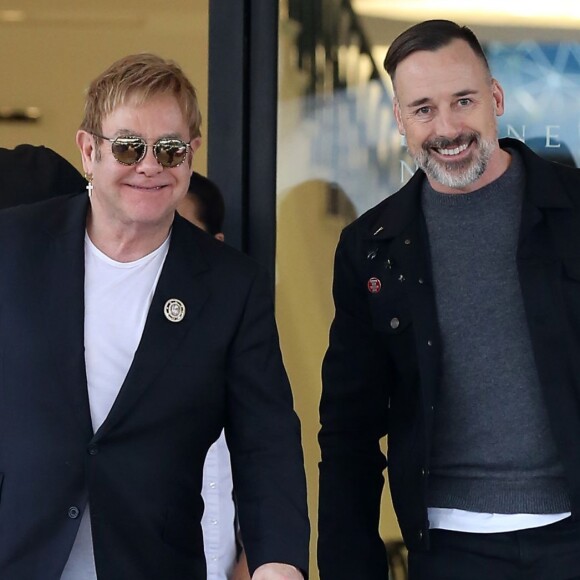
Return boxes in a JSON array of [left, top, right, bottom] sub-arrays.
[[187, 172, 225, 236], [384, 20, 490, 83]]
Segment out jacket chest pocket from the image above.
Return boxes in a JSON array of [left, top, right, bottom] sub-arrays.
[[364, 241, 416, 335], [367, 286, 412, 336]]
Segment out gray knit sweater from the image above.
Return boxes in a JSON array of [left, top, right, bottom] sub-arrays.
[[422, 150, 570, 514]]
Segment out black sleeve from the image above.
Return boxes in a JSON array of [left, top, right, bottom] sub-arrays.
[[318, 228, 391, 579], [226, 266, 310, 577]]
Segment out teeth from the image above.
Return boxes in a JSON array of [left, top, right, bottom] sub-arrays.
[[437, 143, 468, 156]]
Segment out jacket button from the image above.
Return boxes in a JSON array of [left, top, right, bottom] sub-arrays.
[[87, 445, 99, 456], [418, 529, 423, 541], [68, 506, 80, 519], [421, 467, 429, 477], [427, 339, 433, 347], [390, 318, 400, 329], [404, 239, 411, 245]]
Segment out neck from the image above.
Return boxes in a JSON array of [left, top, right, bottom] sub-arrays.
[[86, 208, 172, 263]]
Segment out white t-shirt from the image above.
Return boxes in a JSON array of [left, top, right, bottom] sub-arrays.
[[62, 233, 170, 579], [428, 507, 571, 533]]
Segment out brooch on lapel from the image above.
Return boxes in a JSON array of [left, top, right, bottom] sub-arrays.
[[164, 299, 186, 323]]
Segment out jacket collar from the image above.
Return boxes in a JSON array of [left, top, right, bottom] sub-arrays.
[[365, 137, 574, 241], [42, 190, 90, 239]]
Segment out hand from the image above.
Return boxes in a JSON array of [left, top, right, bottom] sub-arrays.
[[251, 562, 304, 580], [231, 549, 251, 580]]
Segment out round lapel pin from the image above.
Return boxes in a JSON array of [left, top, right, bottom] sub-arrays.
[[164, 299, 186, 322]]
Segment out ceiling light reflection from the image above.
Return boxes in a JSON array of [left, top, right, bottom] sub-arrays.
[[353, 0, 580, 29]]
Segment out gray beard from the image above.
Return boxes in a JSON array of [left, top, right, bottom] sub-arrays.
[[412, 136, 497, 190]]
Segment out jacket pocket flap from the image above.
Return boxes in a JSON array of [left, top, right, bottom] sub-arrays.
[[369, 304, 411, 334]]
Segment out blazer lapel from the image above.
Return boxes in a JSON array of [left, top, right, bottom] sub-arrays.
[[44, 194, 93, 438], [93, 217, 211, 439]]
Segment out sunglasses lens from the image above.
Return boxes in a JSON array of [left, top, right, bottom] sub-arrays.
[[154, 140, 189, 168], [111, 138, 146, 165]]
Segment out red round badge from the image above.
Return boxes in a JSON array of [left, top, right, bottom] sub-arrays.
[[367, 277, 381, 294]]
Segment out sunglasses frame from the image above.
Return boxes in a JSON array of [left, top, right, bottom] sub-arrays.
[[90, 133, 193, 168]]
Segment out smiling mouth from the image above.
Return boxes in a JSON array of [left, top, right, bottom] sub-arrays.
[[128, 184, 166, 191], [435, 142, 469, 157], [426, 133, 479, 158]]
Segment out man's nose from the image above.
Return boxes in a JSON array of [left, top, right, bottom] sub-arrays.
[[433, 108, 462, 140], [136, 145, 163, 175]]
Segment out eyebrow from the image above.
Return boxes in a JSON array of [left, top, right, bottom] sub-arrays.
[[113, 129, 184, 140], [406, 89, 479, 108]]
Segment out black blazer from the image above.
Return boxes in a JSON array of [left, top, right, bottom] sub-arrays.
[[0, 193, 309, 579], [318, 138, 580, 579]]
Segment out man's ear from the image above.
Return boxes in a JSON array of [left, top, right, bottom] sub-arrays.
[[190, 137, 202, 153], [187, 137, 202, 170], [491, 78, 505, 117], [393, 98, 405, 136], [76, 130, 96, 174]]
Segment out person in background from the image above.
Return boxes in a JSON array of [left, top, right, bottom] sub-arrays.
[[318, 19, 580, 580], [0, 53, 309, 580], [0, 144, 85, 208], [178, 171, 251, 580], [178, 171, 225, 241]]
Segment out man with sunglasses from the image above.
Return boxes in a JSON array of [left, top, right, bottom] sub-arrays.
[[0, 54, 308, 580]]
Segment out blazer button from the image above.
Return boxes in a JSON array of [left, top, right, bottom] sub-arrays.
[[418, 529, 423, 541], [87, 444, 99, 456], [390, 318, 400, 329], [68, 506, 80, 519]]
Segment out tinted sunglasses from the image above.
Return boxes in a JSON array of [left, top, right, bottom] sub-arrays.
[[91, 133, 192, 168]]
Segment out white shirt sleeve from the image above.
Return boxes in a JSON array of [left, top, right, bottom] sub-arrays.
[[201, 430, 237, 579]]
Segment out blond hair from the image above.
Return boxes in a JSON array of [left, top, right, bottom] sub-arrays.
[[80, 53, 202, 140]]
